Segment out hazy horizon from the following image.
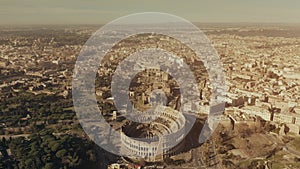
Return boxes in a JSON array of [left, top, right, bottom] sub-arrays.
[[1, 0, 300, 25], [0, 22, 298, 27]]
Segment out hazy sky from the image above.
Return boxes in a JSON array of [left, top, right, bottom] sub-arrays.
[[0, 0, 300, 25]]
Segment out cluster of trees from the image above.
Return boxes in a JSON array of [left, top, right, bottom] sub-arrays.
[[0, 91, 103, 169], [0, 138, 13, 169], [0, 92, 74, 127], [1, 128, 97, 169]]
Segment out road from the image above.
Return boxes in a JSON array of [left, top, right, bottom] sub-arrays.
[[0, 134, 30, 140]]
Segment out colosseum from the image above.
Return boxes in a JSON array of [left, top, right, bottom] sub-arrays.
[[120, 105, 186, 162]]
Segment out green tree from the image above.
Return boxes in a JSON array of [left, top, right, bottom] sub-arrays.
[[42, 163, 54, 169], [56, 149, 67, 158]]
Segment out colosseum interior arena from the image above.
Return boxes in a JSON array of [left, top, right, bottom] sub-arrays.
[[120, 105, 186, 162]]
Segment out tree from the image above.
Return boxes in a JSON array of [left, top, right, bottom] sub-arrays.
[[67, 154, 81, 168], [2, 137, 6, 147], [86, 150, 96, 162], [25, 159, 34, 168], [42, 163, 54, 169], [50, 142, 61, 152], [56, 149, 67, 158]]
